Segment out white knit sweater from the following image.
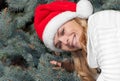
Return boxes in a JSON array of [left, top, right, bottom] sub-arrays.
[[87, 10, 120, 81]]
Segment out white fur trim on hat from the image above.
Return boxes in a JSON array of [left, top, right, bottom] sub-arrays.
[[76, 0, 93, 19], [43, 11, 78, 52]]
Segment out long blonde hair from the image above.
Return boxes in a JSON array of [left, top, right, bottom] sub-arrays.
[[71, 18, 97, 81]]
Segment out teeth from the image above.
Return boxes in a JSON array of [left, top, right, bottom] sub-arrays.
[[73, 36, 75, 46], [70, 34, 76, 48], [71, 36, 73, 47], [72, 35, 75, 47]]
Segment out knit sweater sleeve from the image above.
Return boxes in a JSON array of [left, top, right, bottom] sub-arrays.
[[87, 10, 120, 81]]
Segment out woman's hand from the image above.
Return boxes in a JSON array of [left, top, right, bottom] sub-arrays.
[[50, 58, 75, 73], [50, 60, 62, 70]]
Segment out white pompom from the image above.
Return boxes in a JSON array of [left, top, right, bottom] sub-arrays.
[[76, 0, 93, 19]]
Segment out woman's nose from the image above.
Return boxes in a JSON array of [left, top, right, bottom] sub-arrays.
[[59, 36, 68, 45]]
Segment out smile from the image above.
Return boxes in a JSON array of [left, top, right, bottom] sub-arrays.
[[71, 34, 76, 48]]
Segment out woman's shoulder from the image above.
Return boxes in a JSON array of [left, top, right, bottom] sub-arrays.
[[88, 10, 120, 30], [89, 10, 120, 19]]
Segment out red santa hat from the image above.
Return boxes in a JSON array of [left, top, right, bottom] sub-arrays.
[[34, 0, 93, 52]]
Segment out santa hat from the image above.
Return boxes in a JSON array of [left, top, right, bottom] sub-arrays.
[[34, 0, 93, 52]]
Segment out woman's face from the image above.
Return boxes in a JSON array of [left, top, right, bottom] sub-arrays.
[[54, 19, 83, 52]]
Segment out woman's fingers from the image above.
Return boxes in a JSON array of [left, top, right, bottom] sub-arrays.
[[50, 60, 62, 67], [50, 60, 57, 65]]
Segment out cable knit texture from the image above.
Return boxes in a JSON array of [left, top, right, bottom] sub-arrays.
[[87, 10, 120, 81]]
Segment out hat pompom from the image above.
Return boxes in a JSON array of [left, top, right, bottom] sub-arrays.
[[76, 0, 93, 19]]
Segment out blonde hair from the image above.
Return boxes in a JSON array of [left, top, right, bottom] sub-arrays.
[[71, 18, 97, 81]]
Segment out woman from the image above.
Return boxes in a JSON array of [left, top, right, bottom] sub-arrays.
[[34, 0, 120, 81]]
